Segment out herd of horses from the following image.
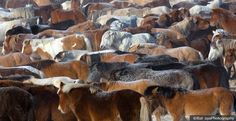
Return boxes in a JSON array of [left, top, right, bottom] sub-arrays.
[[0, 0, 236, 121]]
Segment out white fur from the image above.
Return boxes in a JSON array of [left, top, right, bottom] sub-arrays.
[[100, 30, 156, 51], [24, 76, 80, 86], [189, 0, 222, 16], [14, 66, 45, 78], [60, 83, 88, 93], [61, 1, 71, 10]]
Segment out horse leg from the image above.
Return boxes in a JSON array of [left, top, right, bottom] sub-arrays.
[[219, 95, 234, 115], [152, 106, 166, 121]]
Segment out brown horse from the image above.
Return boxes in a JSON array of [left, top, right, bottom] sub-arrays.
[[0, 80, 77, 121], [80, 50, 142, 65], [2, 34, 37, 54], [144, 86, 235, 121], [210, 8, 236, 34], [50, 8, 86, 24], [0, 52, 32, 67], [23, 60, 89, 82], [83, 27, 109, 51], [66, 20, 99, 33], [0, 86, 35, 121], [129, 43, 204, 62], [224, 48, 236, 68], [56, 82, 152, 121]]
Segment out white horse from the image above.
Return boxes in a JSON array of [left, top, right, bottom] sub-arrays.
[[189, 0, 222, 16], [208, 29, 236, 61], [100, 30, 156, 51]]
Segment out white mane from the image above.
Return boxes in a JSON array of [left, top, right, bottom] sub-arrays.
[[24, 76, 81, 86], [15, 66, 45, 78], [60, 83, 88, 93]]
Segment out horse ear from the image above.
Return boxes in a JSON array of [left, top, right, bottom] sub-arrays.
[[24, 39, 31, 45], [53, 80, 64, 89], [152, 86, 159, 94], [212, 30, 216, 35], [144, 85, 159, 96]]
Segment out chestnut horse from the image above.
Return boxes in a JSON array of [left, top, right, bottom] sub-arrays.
[[0, 52, 32, 67], [56, 82, 152, 121], [144, 86, 235, 121], [50, 8, 86, 24], [23, 60, 89, 82], [210, 8, 236, 34]]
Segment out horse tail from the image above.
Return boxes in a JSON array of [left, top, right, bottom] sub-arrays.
[[198, 51, 204, 61], [139, 97, 152, 121]]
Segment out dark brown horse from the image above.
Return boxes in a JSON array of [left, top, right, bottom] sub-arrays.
[[144, 86, 234, 121], [57, 82, 152, 121], [0, 86, 35, 121], [0, 80, 76, 121]]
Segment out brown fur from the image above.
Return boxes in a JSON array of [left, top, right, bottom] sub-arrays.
[[0, 80, 76, 121], [0, 86, 35, 121], [210, 8, 236, 34], [66, 20, 98, 33], [145, 86, 234, 121], [50, 8, 86, 24], [57, 83, 152, 121], [3, 34, 37, 54], [83, 27, 109, 51], [0, 52, 32, 67], [129, 44, 203, 62], [24, 60, 89, 82]]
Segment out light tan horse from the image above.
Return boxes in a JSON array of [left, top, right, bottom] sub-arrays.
[[0, 52, 32, 67], [129, 43, 204, 62]]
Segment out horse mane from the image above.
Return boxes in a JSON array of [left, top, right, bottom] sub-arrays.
[[144, 85, 188, 99], [23, 60, 56, 70], [61, 83, 102, 94]]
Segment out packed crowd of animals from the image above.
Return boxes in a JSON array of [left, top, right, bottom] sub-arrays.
[[0, 0, 236, 120]]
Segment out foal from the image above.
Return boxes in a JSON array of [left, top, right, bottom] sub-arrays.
[[144, 86, 235, 121]]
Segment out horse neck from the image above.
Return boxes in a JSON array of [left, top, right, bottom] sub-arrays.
[[170, 18, 192, 36]]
